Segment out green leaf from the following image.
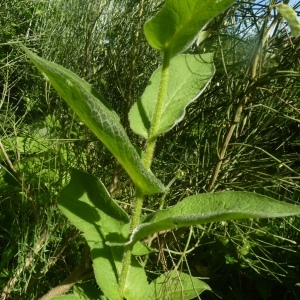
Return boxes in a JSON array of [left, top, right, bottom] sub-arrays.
[[148, 271, 211, 300], [92, 242, 150, 300], [58, 169, 149, 300], [144, 0, 235, 57], [90, 241, 121, 300], [129, 54, 215, 138], [73, 281, 105, 300], [58, 169, 129, 243], [123, 255, 150, 300], [276, 4, 300, 37], [21, 46, 164, 195], [58, 169, 127, 299], [124, 192, 300, 247], [132, 242, 157, 256]]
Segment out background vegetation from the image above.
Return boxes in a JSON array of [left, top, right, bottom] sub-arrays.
[[0, 0, 299, 299]]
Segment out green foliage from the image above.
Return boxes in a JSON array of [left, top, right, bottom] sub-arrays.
[[22, 47, 164, 196], [120, 192, 300, 247], [58, 169, 130, 242], [58, 169, 149, 300], [148, 270, 211, 299], [73, 281, 105, 300], [20, 0, 300, 299], [2, 0, 300, 299], [144, 0, 235, 57], [129, 53, 215, 138], [275, 4, 300, 37]]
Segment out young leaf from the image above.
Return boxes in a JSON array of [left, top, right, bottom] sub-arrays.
[[123, 191, 300, 247], [129, 54, 215, 138], [276, 4, 300, 37], [21, 46, 165, 196], [144, 0, 235, 57], [148, 271, 211, 300]]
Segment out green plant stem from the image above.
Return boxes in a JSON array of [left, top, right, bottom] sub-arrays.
[[175, 226, 193, 270], [119, 189, 144, 298], [143, 50, 171, 169], [118, 247, 132, 299], [130, 189, 145, 231], [119, 51, 171, 298]]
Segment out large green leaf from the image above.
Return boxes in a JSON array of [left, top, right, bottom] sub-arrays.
[[58, 168, 129, 243], [58, 169, 149, 300], [22, 46, 164, 195], [148, 271, 211, 300], [129, 54, 215, 138], [144, 0, 235, 57], [121, 192, 300, 247], [58, 169, 127, 299], [91, 242, 150, 300], [90, 241, 121, 300]]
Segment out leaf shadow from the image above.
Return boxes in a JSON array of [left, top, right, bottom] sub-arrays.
[[58, 168, 129, 244]]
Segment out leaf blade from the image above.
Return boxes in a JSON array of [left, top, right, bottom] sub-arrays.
[[144, 0, 235, 57], [58, 170, 150, 300], [148, 271, 211, 300], [92, 243, 150, 300], [58, 168, 129, 242], [129, 54, 215, 138], [125, 192, 300, 246], [22, 46, 164, 195], [90, 241, 122, 300]]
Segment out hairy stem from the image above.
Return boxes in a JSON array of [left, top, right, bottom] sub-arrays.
[[143, 50, 171, 169], [119, 51, 171, 298], [119, 189, 143, 298]]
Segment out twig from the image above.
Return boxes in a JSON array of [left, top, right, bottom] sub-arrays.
[[206, 13, 280, 191]]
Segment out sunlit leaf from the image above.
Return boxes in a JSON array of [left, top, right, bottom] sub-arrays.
[[276, 4, 300, 37], [129, 54, 215, 138], [148, 271, 211, 300], [58, 169, 149, 300], [119, 192, 300, 247], [144, 0, 235, 57], [22, 46, 165, 195]]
